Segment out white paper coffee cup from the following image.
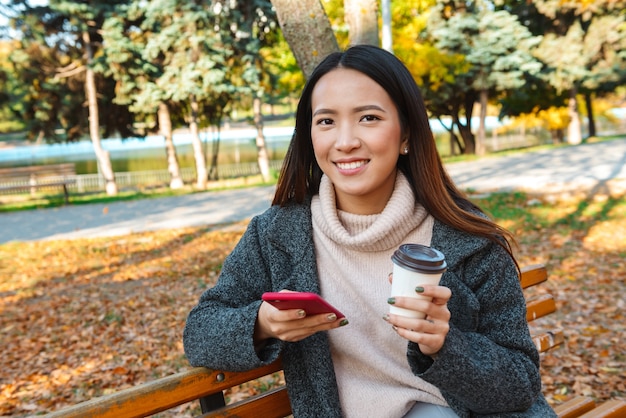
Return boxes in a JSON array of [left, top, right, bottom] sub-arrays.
[[390, 244, 447, 318]]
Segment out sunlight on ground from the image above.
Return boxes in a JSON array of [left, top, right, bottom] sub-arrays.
[[583, 221, 626, 252]]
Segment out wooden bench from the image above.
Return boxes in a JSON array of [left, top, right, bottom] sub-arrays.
[[0, 163, 76, 204], [42, 265, 626, 418]]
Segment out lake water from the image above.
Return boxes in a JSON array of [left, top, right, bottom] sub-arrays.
[[3, 113, 621, 174], [0, 127, 294, 174], [0, 117, 488, 173]]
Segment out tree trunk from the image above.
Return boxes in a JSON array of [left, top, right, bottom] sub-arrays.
[[253, 97, 271, 182], [436, 116, 463, 155], [208, 128, 221, 181], [189, 95, 208, 189], [458, 124, 475, 154], [476, 89, 488, 156], [271, 0, 340, 78], [344, 0, 379, 46], [455, 94, 477, 154], [566, 86, 582, 145], [83, 31, 117, 196], [452, 111, 475, 154], [550, 129, 565, 144], [380, 0, 392, 52], [157, 102, 184, 189], [450, 131, 463, 155], [584, 92, 596, 139]]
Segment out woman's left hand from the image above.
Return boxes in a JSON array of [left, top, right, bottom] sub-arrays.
[[384, 284, 452, 356]]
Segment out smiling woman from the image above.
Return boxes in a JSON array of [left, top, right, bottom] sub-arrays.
[[183, 45, 556, 418], [310, 68, 405, 214]]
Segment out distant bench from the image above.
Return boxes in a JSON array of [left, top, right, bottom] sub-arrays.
[[0, 163, 76, 204]]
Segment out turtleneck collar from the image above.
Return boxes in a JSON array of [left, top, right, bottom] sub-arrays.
[[311, 172, 430, 252]]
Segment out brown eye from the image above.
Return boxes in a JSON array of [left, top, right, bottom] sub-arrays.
[[361, 115, 380, 122]]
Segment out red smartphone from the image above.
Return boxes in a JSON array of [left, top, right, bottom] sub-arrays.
[[262, 292, 345, 318]]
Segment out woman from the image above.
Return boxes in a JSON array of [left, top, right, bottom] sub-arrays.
[[183, 45, 555, 417]]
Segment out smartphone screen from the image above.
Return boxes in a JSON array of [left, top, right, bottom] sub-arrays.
[[262, 292, 345, 318]]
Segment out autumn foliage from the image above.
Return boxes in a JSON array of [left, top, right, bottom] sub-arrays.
[[0, 192, 624, 416]]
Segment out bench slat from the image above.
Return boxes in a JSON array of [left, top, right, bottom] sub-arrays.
[[526, 294, 556, 322], [201, 386, 291, 418], [520, 264, 548, 289], [554, 396, 596, 418], [578, 399, 626, 418], [0, 180, 77, 190], [43, 361, 283, 418], [532, 329, 565, 353], [0, 163, 76, 178]]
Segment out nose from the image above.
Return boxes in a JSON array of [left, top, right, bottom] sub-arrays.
[[335, 123, 360, 151]]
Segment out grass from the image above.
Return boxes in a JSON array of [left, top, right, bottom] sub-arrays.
[[0, 175, 274, 213], [0, 188, 190, 212], [441, 132, 624, 163], [471, 191, 536, 225]]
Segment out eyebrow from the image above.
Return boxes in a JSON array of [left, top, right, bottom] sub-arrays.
[[312, 104, 386, 117]]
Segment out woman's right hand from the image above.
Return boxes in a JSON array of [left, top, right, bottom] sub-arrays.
[[254, 293, 347, 343]]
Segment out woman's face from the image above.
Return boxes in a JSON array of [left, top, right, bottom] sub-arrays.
[[310, 68, 407, 215]]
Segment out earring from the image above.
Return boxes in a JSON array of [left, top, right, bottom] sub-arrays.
[[403, 146, 409, 154]]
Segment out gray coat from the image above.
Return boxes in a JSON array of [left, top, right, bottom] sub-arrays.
[[183, 201, 556, 417]]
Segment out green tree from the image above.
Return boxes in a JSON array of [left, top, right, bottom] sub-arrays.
[[578, 14, 626, 137], [0, 40, 26, 133], [532, 21, 588, 144], [48, 0, 126, 194], [501, 0, 626, 143], [439, 6, 540, 154], [3, 0, 130, 194], [258, 32, 305, 107], [216, 0, 279, 183], [103, 0, 280, 186], [424, 0, 541, 154], [102, 0, 206, 189]]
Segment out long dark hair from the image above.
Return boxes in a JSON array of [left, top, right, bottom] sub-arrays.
[[273, 45, 518, 266]]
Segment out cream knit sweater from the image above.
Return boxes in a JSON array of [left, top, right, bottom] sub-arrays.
[[311, 173, 447, 417]]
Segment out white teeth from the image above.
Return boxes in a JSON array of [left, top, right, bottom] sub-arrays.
[[336, 160, 367, 170]]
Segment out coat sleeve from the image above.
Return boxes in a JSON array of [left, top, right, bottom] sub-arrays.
[[407, 234, 548, 415], [182, 212, 284, 371]]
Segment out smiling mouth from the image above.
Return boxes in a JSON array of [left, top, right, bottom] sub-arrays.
[[336, 160, 369, 170]]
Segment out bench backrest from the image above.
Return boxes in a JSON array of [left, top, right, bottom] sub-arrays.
[[0, 163, 76, 181], [520, 264, 564, 353], [42, 264, 563, 418]]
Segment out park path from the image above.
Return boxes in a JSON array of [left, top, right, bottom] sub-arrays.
[[446, 138, 626, 195], [1, 138, 625, 244]]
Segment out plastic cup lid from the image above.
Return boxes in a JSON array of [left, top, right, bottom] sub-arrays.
[[391, 243, 447, 274]]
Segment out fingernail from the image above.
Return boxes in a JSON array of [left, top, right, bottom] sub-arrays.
[[297, 309, 306, 318], [382, 314, 389, 321], [387, 297, 396, 304], [327, 313, 337, 321], [392, 325, 399, 332], [415, 286, 424, 293], [339, 319, 349, 327]]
